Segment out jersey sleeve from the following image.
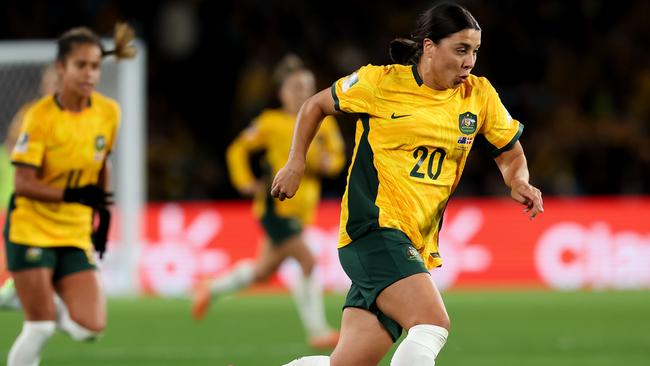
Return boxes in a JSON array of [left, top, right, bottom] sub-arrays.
[[330, 65, 383, 115], [10, 105, 48, 168], [479, 79, 524, 157], [226, 118, 267, 190]]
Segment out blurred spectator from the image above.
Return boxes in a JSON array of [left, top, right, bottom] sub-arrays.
[[0, 0, 647, 199]]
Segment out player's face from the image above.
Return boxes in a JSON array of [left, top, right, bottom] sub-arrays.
[[58, 43, 102, 98], [279, 70, 316, 115], [425, 29, 481, 90]]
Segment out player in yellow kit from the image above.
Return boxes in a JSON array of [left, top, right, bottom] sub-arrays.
[[3, 24, 135, 366], [275, 4, 544, 366], [192, 55, 345, 349]]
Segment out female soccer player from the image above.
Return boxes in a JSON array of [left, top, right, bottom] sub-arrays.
[[4, 23, 135, 366], [275, 3, 543, 366], [192, 54, 345, 349]]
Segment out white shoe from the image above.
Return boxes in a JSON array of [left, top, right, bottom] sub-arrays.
[[0, 278, 21, 310]]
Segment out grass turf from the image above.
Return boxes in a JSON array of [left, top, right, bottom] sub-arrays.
[[1, 291, 649, 365]]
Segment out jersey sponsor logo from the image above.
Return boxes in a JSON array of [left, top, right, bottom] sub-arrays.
[[406, 245, 423, 262], [25, 247, 43, 262], [341, 71, 359, 93], [390, 113, 411, 119], [14, 133, 29, 153], [458, 112, 478, 135]]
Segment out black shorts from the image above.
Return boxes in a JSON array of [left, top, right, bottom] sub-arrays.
[[338, 228, 428, 342], [4, 240, 96, 281], [260, 194, 302, 245]]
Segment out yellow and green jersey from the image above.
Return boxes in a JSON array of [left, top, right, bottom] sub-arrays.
[[227, 108, 345, 224], [332, 64, 523, 269], [7, 92, 120, 250]]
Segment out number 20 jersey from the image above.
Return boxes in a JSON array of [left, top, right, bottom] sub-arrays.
[[331, 64, 522, 269]]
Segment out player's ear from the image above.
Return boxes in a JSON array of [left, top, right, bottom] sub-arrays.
[[54, 59, 66, 76], [422, 38, 435, 56]]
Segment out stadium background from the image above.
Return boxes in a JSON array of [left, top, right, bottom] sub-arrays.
[[0, 0, 649, 365]]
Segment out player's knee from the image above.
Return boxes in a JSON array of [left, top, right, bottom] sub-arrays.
[[402, 311, 450, 331], [299, 257, 315, 277], [70, 313, 106, 333], [24, 304, 57, 321], [254, 268, 273, 283]]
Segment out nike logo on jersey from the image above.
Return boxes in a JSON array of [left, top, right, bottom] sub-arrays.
[[391, 113, 411, 119]]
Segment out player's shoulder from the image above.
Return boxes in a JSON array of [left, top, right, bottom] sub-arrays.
[[356, 63, 408, 80], [25, 94, 58, 117], [254, 108, 286, 125], [90, 92, 120, 117], [465, 75, 497, 92]]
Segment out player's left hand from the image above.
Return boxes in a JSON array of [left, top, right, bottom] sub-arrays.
[[510, 179, 544, 220], [92, 207, 111, 259]]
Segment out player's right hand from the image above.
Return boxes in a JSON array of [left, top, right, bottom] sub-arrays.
[[63, 185, 113, 208], [271, 158, 305, 201]]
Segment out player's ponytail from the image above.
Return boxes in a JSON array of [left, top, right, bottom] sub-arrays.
[[104, 22, 137, 61], [389, 2, 481, 65], [57, 23, 136, 62], [389, 38, 421, 65]]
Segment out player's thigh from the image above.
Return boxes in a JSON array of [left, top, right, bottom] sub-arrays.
[[11, 268, 56, 320], [55, 269, 106, 332], [5, 241, 57, 320], [376, 272, 449, 330], [330, 307, 393, 366], [278, 234, 315, 275]]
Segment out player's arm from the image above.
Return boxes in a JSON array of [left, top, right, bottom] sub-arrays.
[[98, 158, 111, 190], [494, 141, 544, 219], [271, 88, 339, 200], [14, 165, 64, 202], [319, 119, 346, 177], [226, 122, 266, 197]]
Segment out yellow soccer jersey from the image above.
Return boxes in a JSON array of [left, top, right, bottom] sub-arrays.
[[332, 64, 523, 269], [227, 108, 345, 224], [8, 92, 120, 250]]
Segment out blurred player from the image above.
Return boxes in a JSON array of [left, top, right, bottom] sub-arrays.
[[3, 23, 135, 366], [192, 54, 345, 349], [275, 3, 543, 366]]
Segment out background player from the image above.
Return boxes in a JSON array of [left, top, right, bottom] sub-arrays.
[[4, 23, 135, 365], [193, 54, 345, 349]]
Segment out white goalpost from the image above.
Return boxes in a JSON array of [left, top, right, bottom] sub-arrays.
[[0, 40, 147, 295]]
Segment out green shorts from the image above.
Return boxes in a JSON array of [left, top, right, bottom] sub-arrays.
[[260, 194, 302, 246], [4, 240, 96, 281], [338, 228, 429, 342]]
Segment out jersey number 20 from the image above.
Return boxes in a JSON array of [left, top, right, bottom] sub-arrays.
[[409, 146, 446, 180]]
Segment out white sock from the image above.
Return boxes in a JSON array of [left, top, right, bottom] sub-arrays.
[[209, 260, 255, 297], [390, 324, 448, 366], [54, 296, 101, 341], [291, 272, 330, 338], [283, 355, 330, 366], [7, 320, 56, 366]]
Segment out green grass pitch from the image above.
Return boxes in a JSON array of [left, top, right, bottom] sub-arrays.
[[1, 291, 649, 365]]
